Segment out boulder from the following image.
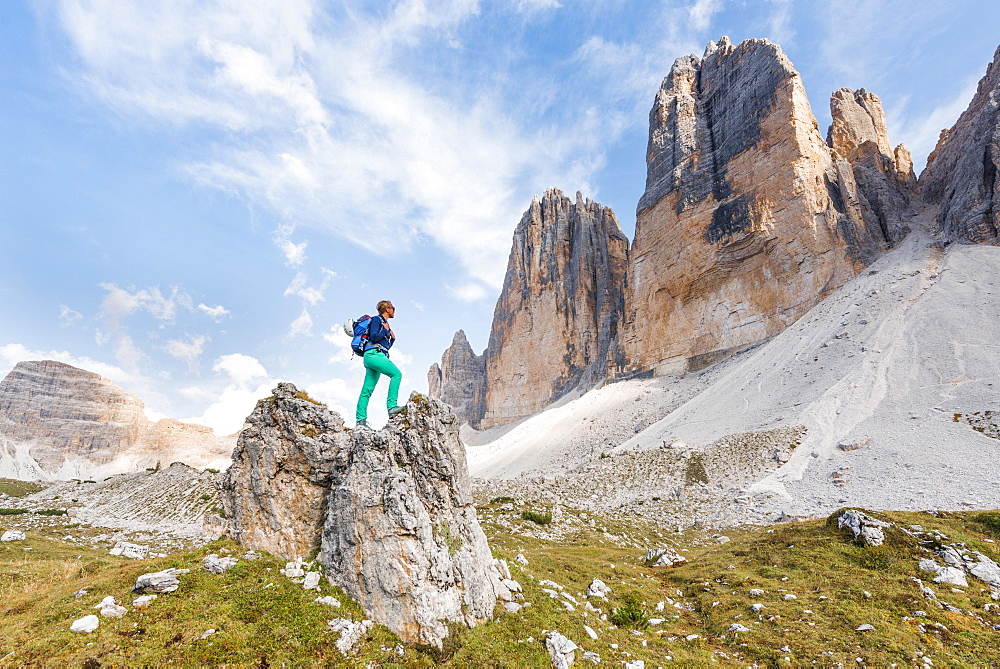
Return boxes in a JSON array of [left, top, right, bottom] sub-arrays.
[[133, 569, 181, 593], [1, 530, 25, 542], [320, 393, 509, 647], [327, 618, 374, 657], [586, 577, 612, 599], [70, 615, 100, 633], [545, 631, 579, 669], [644, 547, 687, 567], [219, 382, 351, 560], [110, 541, 149, 559], [201, 554, 239, 574], [836, 509, 890, 546], [95, 596, 127, 618]]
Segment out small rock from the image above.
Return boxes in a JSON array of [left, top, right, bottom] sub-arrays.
[[685, 634, 700, 641], [503, 602, 522, 614], [749, 588, 765, 596], [751, 603, 765, 612], [1, 530, 25, 542], [714, 536, 730, 544], [502, 578, 523, 593], [581, 651, 601, 664], [133, 569, 181, 593], [728, 624, 751, 633], [624, 661, 645, 669], [202, 554, 239, 575], [837, 509, 890, 547], [838, 436, 870, 451], [70, 614, 100, 633], [110, 541, 149, 559], [856, 624, 875, 631], [73, 588, 89, 599], [583, 624, 598, 640], [586, 578, 611, 599], [315, 596, 341, 607], [303, 572, 322, 590], [328, 618, 374, 656], [243, 551, 262, 561], [545, 631, 578, 669], [644, 547, 686, 567], [515, 553, 529, 566], [199, 629, 216, 640], [94, 596, 127, 618], [132, 594, 157, 609], [784, 594, 797, 601]]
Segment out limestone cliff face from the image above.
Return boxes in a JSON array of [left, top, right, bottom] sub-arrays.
[[434, 189, 629, 429], [0, 360, 234, 480], [828, 88, 915, 245], [621, 38, 899, 375], [426, 331, 485, 426], [920, 45, 1000, 242]]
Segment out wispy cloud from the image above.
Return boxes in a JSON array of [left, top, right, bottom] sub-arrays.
[[0, 342, 133, 385], [287, 308, 314, 338], [182, 353, 275, 434], [164, 334, 209, 373], [198, 303, 231, 322], [58, 305, 83, 327]]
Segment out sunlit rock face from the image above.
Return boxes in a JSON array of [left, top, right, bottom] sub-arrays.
[[0, 360, 233, 480], [427, 330, 485, 427], [620, 37, 900, 376], [920, 45, 1000, 243]]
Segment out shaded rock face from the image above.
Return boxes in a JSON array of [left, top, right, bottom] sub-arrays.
[[320, 393, 507, 646], [219, 383, 350, 560], [621, 38, 898, 375], [426, 330, 485, 426], [0, 360, 233, 479], [828, 88, 915, 245], [920, 45, 1000, 242], [431, 188, 629, 429]]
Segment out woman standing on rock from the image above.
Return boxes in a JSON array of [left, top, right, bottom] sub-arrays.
[[355, 300, 403, 429]]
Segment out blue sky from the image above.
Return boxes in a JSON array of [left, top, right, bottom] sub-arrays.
[[2, 0, 998, 433]]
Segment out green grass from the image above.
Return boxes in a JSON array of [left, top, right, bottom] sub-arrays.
[[33, 509, 68, 516], [1, 507, 999, 666], [0, 479, 47, 497], [520, 510, 552, 525], [0, 509, 28, 515]]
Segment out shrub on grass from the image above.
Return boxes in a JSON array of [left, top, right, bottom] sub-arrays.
[[609, 591, 649, 629], [856, 544, 900, 571], [520, 510, 552, 525], [489, 496, 514, 505], [34, 509, 67, 516], [974, 511, 1000, 537], [0, 508, 28, 515]]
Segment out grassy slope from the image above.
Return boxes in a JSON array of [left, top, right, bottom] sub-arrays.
[[0, 505, 998, 666]]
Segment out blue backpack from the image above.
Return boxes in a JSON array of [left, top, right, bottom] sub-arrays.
[[343, 315, 373, 356]]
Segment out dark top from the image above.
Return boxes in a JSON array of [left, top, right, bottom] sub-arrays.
[[364, 315, 395, 355]]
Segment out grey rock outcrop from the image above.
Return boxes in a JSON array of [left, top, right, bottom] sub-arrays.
[[0, 360, 233, 479], [430, 189, 629, 428], [219, 383, 350, 560], [320, 393, 509, 646], [920, 45, 1000, 242], [427, 330, 485, 426]]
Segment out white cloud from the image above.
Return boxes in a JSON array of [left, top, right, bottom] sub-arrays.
[[765, 0, 795, 47], [186, 381, 275, 435], [274, 223, 308, 267], [323, 326, 359, 364], [212, 353, 268, 388], [287, 308, 314, 338], [198, 303, 231, 321], [164, 334, 208, 373], [283, 271, 328, 306], [98, 283, 187, 323], [58, 305, 83, 327], [688, 0, 723, 32], [446, 281, 490, 302], [515, 0, 561, 12], [305, 376, 355, 420], [53, 1, 624, 294]]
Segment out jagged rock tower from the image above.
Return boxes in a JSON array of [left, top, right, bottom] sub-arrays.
[[431, 188, 629, 428], [620, 37, 912, 375]]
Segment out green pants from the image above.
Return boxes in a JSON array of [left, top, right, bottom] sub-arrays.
[[355, 349, 402, 422]]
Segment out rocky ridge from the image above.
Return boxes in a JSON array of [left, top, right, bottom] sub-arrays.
[[218, 383, 509, 646], [0, 360, 233, 480]]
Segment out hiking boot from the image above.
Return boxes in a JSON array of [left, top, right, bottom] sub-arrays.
[[355, 420, 370, 430], [387, 406, 405, 417]]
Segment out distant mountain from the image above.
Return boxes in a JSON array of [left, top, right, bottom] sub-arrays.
[[0, 360, 233, 480]]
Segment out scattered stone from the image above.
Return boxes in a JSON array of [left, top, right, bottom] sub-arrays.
[[202, 554, 239, 574], [583, 624, 598, 640], [967, 553, 1000, 588], [242, 550, 262, 561], [644, 547, 686, 567], [856, 624, 875, 632], [110, 541, 149, 559], [303, 571, 322, 590], [503, 602, 522, 614], [515, 553, 529, 566], [784, 594, 797, 601], [315, 596, 341, 607], [70, 614, 100, 633], [920, 560, 969, 587], [539, 579, 564, 590], [502, 578, 523, 593], [581, 651, 601, 664], [73, 588, 89, 599], [714, 535, 730, 544], [132, 594, 157, 609], [1, 530, 25, 542], [838, 436, 870, 451], [327, 618, 375, 657], [749, 588, 765, 596], [728, 624, 751, 633], [494, 558, 512, 580], [94, 595, 127, 617], [133, 569, 181, 593], [685, 634, 700, 641], [545, 631, 578, 669], [837, 509, 890, 546], [198, 629, 216, 641], [586, 578, 611, 599], [624, 661, 645, 669], [752, 604, 765, 612]]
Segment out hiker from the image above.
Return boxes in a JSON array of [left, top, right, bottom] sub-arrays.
[[355, 300, 403, 428]]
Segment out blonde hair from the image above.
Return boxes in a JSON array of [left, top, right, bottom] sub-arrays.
[[376, 300, 394, 315]]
